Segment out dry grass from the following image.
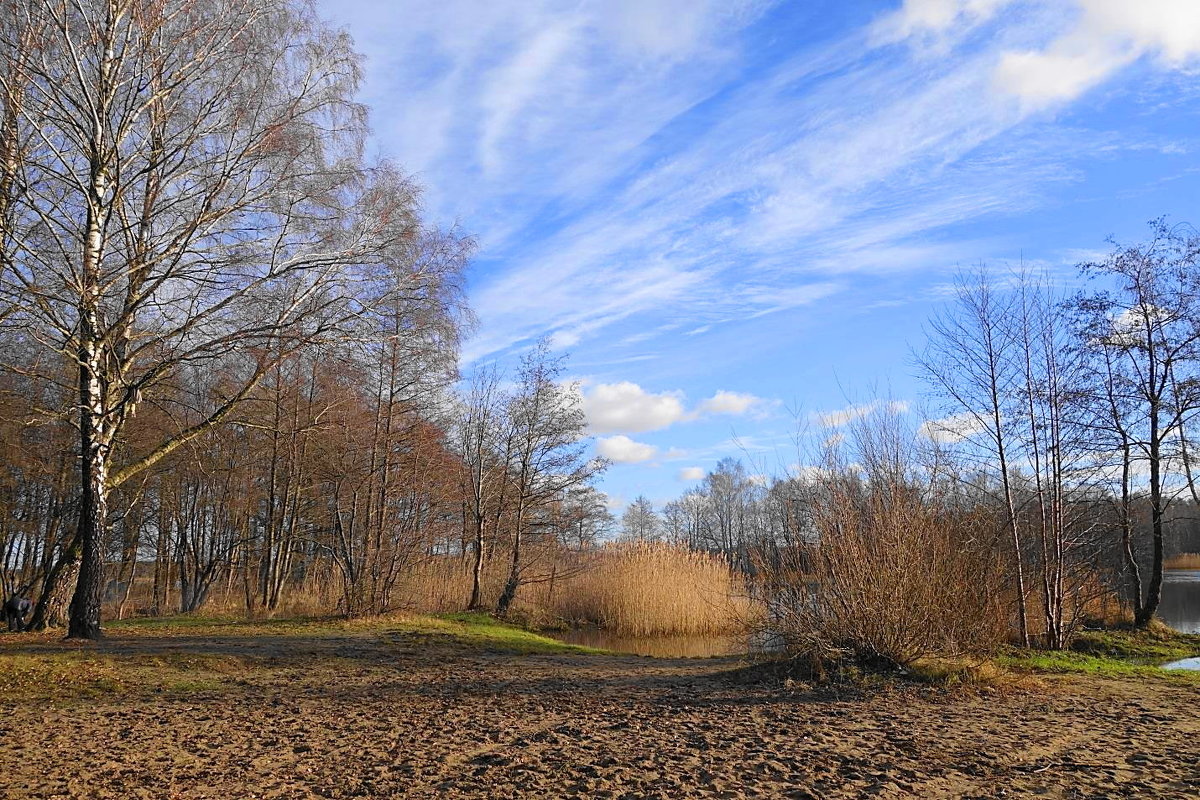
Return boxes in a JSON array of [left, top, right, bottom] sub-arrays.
[[1165, 553, 1200, 570], [553, 543, 753, 637], [98, 544, 755, 638]]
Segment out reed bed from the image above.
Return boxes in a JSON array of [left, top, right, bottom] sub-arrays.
[[1165, 553, 1200, 570], [552, 542, 752, 637]]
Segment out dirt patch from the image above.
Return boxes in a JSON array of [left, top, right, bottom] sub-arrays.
[[1, 626, 1198, 798]]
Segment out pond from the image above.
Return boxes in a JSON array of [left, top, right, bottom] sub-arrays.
[[1160, 569, 1200, 635], [1160, 570, 1200, 671]]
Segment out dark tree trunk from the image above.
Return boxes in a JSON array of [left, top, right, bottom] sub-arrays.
[[1136, 409, 1165, 628], [1136, 502, 1165, 627], [495, 503, 525, 617], [68, 334, 109, 639], [68, 437, 108, 639], [27, 532, 81, 631], [468, 517, 486, 610]]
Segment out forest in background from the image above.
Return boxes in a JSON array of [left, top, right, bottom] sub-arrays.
[[1, 0, 1199, 670]]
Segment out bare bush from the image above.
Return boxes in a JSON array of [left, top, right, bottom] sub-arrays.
[[763, 410, 1009, 669]]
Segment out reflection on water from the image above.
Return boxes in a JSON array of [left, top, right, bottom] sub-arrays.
[[1160, 570, 1200, 635], [1159, 570, 1200, 671], [551, 628, 751, 658]]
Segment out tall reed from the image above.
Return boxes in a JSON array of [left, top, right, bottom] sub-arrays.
[[1165, 553, 1200, 570], [553, 542, 752, 637]]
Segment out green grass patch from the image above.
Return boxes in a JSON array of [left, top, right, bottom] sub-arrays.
[[399, 612, 608, 655], [1070, 624, 1200, 661], [906, 657, 1014, 687], [103, 610, 608, 655], [998, 625, 1200, 684], [0, 654, 128, 699], [0, 647, 254, 702]]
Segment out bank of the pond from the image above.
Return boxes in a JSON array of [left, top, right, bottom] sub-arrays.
[[999, 626, 1200, 679]]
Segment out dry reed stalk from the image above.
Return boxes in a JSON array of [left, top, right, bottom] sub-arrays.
[[1165, 553, 1200, 570], [552, 542, 752, 637]]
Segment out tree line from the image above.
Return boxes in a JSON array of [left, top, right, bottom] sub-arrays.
[[3, 0, 1198, 661], [0, 0, 607, 638]]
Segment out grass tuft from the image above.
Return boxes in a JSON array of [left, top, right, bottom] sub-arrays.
[[407, 613, 608, 655]]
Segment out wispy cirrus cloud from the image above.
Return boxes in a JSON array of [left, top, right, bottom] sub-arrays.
[[325, 0, 1200, 369]]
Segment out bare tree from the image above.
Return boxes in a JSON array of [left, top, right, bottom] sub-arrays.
[[1074, 220, 1200, 626], [495, 340, 604, 617], [917, 268, 1031, 645], [455, 365, 509, 610], [559, 486, 613, 550], [619, 496, 661, 543], [0, 0, 419, 637]]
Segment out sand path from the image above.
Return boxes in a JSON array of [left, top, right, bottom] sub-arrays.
[[1, 627, 1198, 798]]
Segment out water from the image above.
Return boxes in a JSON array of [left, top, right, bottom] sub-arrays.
[[550, 628, 753, 658], [1161, 656, 1200, 671], [1159, 570, 1200, 671], [1160, 570, 1200, 635]]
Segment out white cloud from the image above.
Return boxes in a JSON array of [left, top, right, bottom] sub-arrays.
[[596, 435, 659, 463], [548, 328, 583, 350], [815, 400, 909, 428], [816, 403, 874, 428], [876, 0, 1011, 42], [582, 382, 687, 434], [791, 464, 831, 483], [696, 390, 767, 416], [581, 382, 772, 434], [678, 466, 705, 481], [994, 1, 1200, 111], [919, 411, 989, 444]]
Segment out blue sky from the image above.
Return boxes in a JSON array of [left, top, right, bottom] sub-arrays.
[[315, 0, 1200, 510]]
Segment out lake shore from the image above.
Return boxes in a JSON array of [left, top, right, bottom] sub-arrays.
[[1, 616, 1199, 799]]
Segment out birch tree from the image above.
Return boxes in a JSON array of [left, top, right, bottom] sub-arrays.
[[917, 269, 1031, 645], [0, 0, 416, 637]]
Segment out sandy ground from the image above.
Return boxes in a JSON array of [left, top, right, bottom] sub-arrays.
[[1, 626, 1198, 799]]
